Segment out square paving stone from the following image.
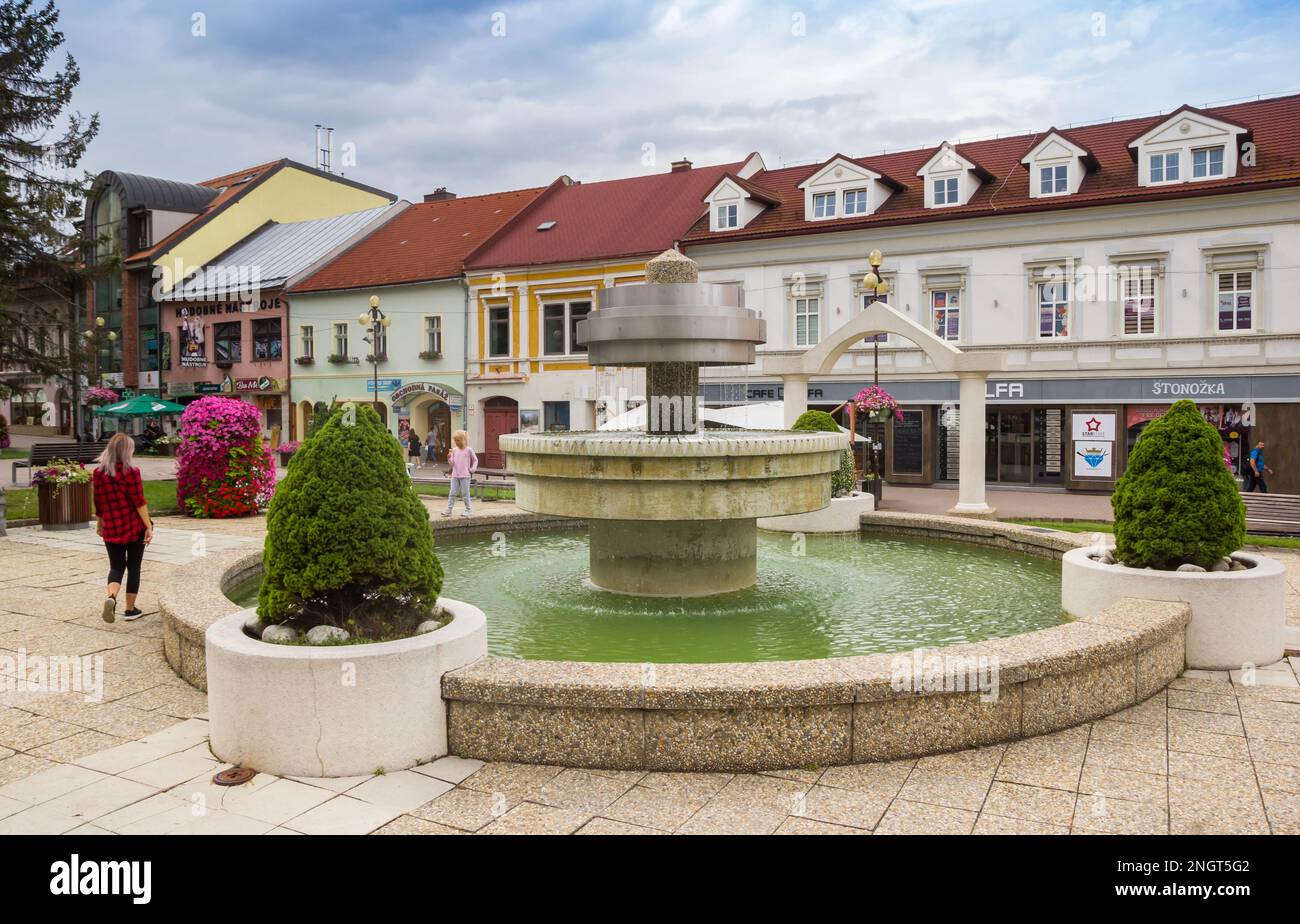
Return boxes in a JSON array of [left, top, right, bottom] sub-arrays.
[[1253, 761, 1300, 795], [38, 776, 157, 823], [120, 749, 218, 789], [283, 796, 403, 835], [1168, 707, 1245, 737], [412, 756, 484, 785], [875, 799, 977, 835], [1078, 764, 1168, 803], [346, 770, 455, 813], [634, 771, 734, 800], [1249, 738, 1300, 768], [576, 817, 668, 835], [372, 815, 466, 835], [675, 799, 787, 835], [973, 813, 1068, 834], [0, 762, 106, 805], [1167, 689, 1240, 715], [1167, 750, 1258, 785], [477, 802, 592, 835], [775, 816, 871, 835], [1168, 777, 1269, 835], [460, 762, 564, 802], [600, 784, 709, 832], [914, 744, 1005, 776], [412, 787, 513, 832], [796, 783, 891, 830], [1072, 794, 1167, 834], [1168, 727, 1250, 760], [1260, 788, 1300, 834], [816, 760, 913, 797], [1082, 739, 1168, 775], [712, 773, 811, 812], [982, 781, 1077, 826], [532, 768, 636, 813], [897, 767, 992, 811], [0, 804, 83, 834]]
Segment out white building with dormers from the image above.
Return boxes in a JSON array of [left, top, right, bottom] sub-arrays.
[[682, 94, 1300, 493]]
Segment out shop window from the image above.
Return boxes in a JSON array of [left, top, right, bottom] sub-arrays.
[[332, 322, 348, 357], [1121, 275, 1158, 336], [214, 321, 242, 364], [543, 400, 570, 431], [1217, 271, 1253, 332], [930, 289, 960, 341], [1037, 282, 1070, 338], [488, 305, 510, 357], [300, 325, 314, 359], [253, 318, 281, 361]]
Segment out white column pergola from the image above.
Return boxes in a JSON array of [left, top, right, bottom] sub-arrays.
[[762, 299, 1001, 518]]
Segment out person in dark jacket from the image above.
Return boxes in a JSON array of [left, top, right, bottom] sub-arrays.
[[92, 433, 154, 622]]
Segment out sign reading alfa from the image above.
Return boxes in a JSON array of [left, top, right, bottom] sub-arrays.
[[391, 381, 453, 404]]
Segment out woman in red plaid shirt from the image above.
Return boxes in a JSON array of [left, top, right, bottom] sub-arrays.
[[92, 433, 155, 623]]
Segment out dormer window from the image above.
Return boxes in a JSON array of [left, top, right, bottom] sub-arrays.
[[716, 203, 738, 229], [812, 192, 836, 218], [1193, 146, 1224, 178], [933, 177, 959, 206], [1128, 106, 1247, 187], [1149, 152, 1180, 184], [1039, 165, 1068, 195], [844, 188, 868, 215]]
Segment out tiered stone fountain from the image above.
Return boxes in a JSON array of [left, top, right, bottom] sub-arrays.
[[500, 249, 845, 596]]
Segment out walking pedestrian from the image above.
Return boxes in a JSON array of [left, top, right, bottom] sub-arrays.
[[1245, 440, 1273, 492], [92, 433, 154, 623]]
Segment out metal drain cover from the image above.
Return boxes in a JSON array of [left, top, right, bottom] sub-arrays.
[[213, 767, 256, 786]]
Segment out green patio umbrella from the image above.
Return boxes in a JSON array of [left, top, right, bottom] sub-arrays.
[[92, 394, 187, 417]]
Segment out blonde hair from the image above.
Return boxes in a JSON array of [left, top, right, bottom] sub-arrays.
[[452, 429, 469, 449], [97, 432, 136, 475]]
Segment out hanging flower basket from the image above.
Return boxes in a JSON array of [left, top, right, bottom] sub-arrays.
[[852, 385, 903, 423]]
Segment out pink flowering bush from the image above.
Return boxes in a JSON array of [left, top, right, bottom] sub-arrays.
[[176, 396, 275, 518], [85, 386, 120, 406]]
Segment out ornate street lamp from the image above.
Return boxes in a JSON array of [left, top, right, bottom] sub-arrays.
[[862, 248, 891, 386], [358, 295, 391, 418]]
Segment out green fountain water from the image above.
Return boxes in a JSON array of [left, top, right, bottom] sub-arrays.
[[229, 529, 1064, 663]]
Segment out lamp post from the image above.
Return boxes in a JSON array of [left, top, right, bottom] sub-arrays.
[[861, 248, 890, 387], [358, 295, 391, 421], [80, 317, 117, 440]]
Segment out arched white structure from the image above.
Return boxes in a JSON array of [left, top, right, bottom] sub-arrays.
[[762, 300, 1002, 517]]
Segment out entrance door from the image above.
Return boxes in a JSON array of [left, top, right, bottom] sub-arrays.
[[426, 402, 451, 462], [997, 409, 1032, 483], [483, 397, 518, 469]]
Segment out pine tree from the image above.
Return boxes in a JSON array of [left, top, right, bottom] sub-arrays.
[[0, 0, 100, 397]]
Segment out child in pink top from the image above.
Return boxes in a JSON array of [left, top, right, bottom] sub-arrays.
[[443, 429, 478, 517]]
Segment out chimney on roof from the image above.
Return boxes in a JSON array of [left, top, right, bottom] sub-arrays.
[[670, 158, 693, 172], [424, 187, 456, 202]]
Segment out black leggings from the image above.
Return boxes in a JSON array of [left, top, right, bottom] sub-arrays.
[[105, 540, 145, 595]]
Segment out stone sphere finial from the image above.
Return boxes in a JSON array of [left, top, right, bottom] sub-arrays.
[[644, 248, 698, 284]]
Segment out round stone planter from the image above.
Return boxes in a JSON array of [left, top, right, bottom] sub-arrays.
[[206, 600, 487, 778], [1061, 547, 1286, 670], [37, 481, 92, 531], [758, 491, 875, 533]]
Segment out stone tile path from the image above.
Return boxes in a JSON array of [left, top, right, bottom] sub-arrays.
[[0, 512, 1297, 834]]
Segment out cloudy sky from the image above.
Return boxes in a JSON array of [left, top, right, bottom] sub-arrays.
[[56, 0, 1300, 199]]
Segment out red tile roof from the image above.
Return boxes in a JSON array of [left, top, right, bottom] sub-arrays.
[[288, 187, 546, 293], [682, 94, 1300, 245], [464, 158, 754, 270]]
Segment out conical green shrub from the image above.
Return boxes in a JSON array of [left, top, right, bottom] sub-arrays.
[[1111, 399, 1245, 569], [258, 403, 443, 637]]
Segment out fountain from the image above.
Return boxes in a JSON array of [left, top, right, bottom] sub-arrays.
[[500, 249, 846, 596]]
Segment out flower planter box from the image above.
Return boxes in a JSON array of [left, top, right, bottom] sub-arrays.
[[206, 600, 487, 777], [37, 481, 93, 531], [1061, 546, 1286, 670]]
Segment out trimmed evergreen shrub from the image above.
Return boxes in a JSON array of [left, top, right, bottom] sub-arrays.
[[792, 409, 857, 496], [258, 403, 443, 639], [1111, 399, 1245, 569]]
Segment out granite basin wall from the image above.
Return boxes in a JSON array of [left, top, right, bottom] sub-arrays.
[[444, 597, 1190, 772], [160, 548, 262, 692]]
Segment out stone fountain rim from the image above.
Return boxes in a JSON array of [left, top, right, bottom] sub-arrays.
[[499, 429, 846, 457]]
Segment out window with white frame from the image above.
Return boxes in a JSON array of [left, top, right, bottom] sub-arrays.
[[812, 192, 836, 219], [930, 289, 960, 341], [933, 176, 959, 205], [1039, 164, 1067, 195], [1037, 283, 1070, 338], [487, 304, 510, 357], [794, 296, 820, 347], [1150, 152, 1179, 183], [424, 316, 442, 356], [1193, 146, 1224, 178], [542, 299, 592, 355], [843, 188, 868, 215], [332, 322, 348, 357], [300, 325, 314, 359], [716, 203, 738, 229], [1121, 274, 1157, 336], [1217, 271, 1253, 332]]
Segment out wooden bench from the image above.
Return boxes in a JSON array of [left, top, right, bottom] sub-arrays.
[[1242, 492, 1300, 536], [11, 442, 107, 486], [410, 466, 515, 501]]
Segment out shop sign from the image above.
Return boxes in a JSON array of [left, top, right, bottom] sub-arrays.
[[391, 381, 452, 404], [366, 379, 402, 392], [167, 382, 195, 397], [174, 297, 285, 318], [234, 376, 277, 392], [985, 382, 1025, 399], [1149, 379, 1226, 397], [1071, 412, 1116, 442], [179, 317, 206, 367]]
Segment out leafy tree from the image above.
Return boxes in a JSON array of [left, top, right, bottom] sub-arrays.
[[258, 403, 442, 639], [792, 409, 857, 496], [1112, 400, 1245, 569], [0, 1, 101, 398]]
